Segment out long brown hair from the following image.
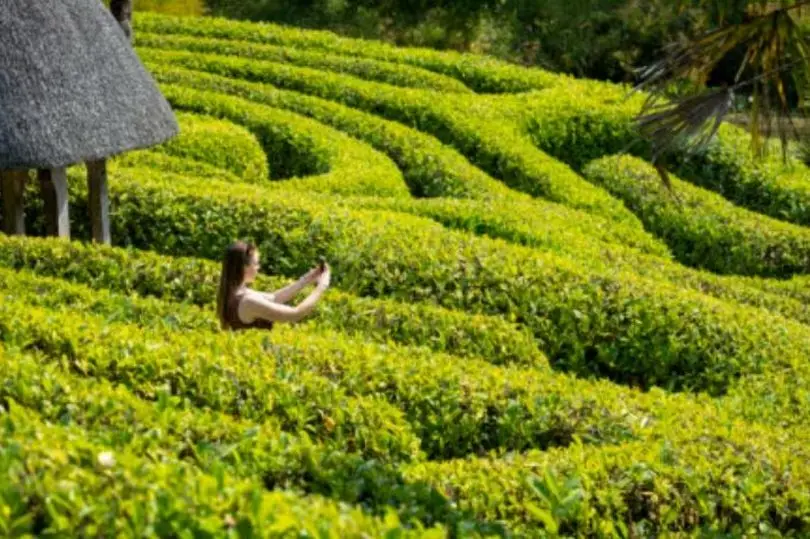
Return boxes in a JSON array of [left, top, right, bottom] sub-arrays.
[[216, 240, 256, 330]]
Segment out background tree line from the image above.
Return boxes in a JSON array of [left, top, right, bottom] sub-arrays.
[[199, 0, 735, 85]]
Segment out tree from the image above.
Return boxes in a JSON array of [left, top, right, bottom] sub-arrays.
[[633, 0, 810, 169], [109, 0, 133, 41]]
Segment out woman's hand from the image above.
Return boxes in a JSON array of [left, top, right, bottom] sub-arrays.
[[303, 265, 322, 284], [316, 263, 331, 289]]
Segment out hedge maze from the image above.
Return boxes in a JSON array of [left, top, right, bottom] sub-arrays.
[[4, 11, 810, 537]]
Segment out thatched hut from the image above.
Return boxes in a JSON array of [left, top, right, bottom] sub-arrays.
[[0, 0, 178, 242]]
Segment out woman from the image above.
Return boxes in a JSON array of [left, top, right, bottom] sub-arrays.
[[216, 240, 330, 331]]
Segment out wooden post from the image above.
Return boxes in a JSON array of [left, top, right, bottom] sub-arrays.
[[38, 168, 70, 239], [0, 170, 27, 235], [86, 160, 111, 244]]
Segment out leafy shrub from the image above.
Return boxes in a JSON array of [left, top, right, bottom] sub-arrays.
[[133, 11, 566, 93], [404, 417, 810, 535], [136, 32, 474, 93], [115, 149, 245, 183], [0, 238, 546, 367], [0, 403, 448, 537], [584, 154, 810, 278], [0, 296, 421, 463], [160, 83, 409, 198], [137, 46, 640, 223], [54, 164, 810, 397], [151, 110, 270, 182]]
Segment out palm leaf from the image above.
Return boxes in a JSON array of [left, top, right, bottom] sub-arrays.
[[632, 1, 810, 186]]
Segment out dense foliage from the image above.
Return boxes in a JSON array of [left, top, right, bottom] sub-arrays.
[[5, 10, 810, 536]]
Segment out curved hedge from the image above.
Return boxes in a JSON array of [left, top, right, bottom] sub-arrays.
[[147, 62, 515, 201], [521, 84, 810, 232], [0, 297, 421, 463], [143, 63, 672, 259], [404, 417, 810, 535], [583, 154, 810, 278], [0, 264, 662, 460], [0, 350, 489, 531], [137, 47, 641, 224], [54, 163, 810, 399], [522, 81, 645, 171], [115, 150, 245, 183], [133, 12, 566, 94], [0, 253, 546, 368], [136, 32, 474, 93], [152, 110, 270, 182], [160, 83, 410, 198], [0, 404, 447, 537], [671, 124, 810, 228]]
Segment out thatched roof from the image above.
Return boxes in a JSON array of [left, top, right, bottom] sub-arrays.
[[0, 0, 178, 170]]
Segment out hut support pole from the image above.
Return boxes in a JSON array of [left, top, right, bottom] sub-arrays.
[[86, 160, 110, 245], [38, 168, 70, 239], [0, 170, 27, 235]]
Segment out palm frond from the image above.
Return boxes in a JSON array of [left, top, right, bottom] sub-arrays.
[[632, 2, 810, 174]]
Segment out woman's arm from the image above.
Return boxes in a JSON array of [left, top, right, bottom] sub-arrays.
[[242, 266, 330, 323], [265, 267, 320, 304]]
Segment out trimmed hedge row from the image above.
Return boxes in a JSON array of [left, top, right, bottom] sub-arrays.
[[0, 236, 546, 367], [583, 154, 810, 278], [670, 124, 810, 227], [57, 164, 810, 398], [115, 149, 245, 183], [343, 195, 670, 259], [138, 47, 641, 224], [0, 349, 489, 531], [0, 403, 447, 538], [521, 83, 810, 231], [521, 80, 644, 171], [144, 63, 670, 257], [147, 62, 515, 201], [133, 12, 566, 94], [344, 196, 810, 326], [0, 265, 655, 460], [0, 266, 218, 332], [159, 83, 409, 198], [136, 32, 474, 93], [0, 296, 422, 464], [153, 110, 270, 182], [404, 416, 810, 535]]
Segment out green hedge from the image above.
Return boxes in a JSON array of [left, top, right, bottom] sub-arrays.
[[54, 163, 810, 399], [151, 110, 270, 182], [0, 266, 218, 332], [133, 12, 566, 93], [0, 349, 490, 531], [115, 149, 245, 183], [0, 264, 652, 460], [404, 417, 810, 535], [146, 62, 514, 201], [0, 403, 447, 537], [583, 154, 810, 278], [144, 63, 669, 258], [136, 32, 474, 93], [137, 46, 640, 224], [0, 238, 546, 368], [159, 83, 409, 198], [670, 124, 810, 228], [522, 81, 646, 171], [348, 197, 810, 327], [521, 84, 810, 231], [0, 296, 421, 464]]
